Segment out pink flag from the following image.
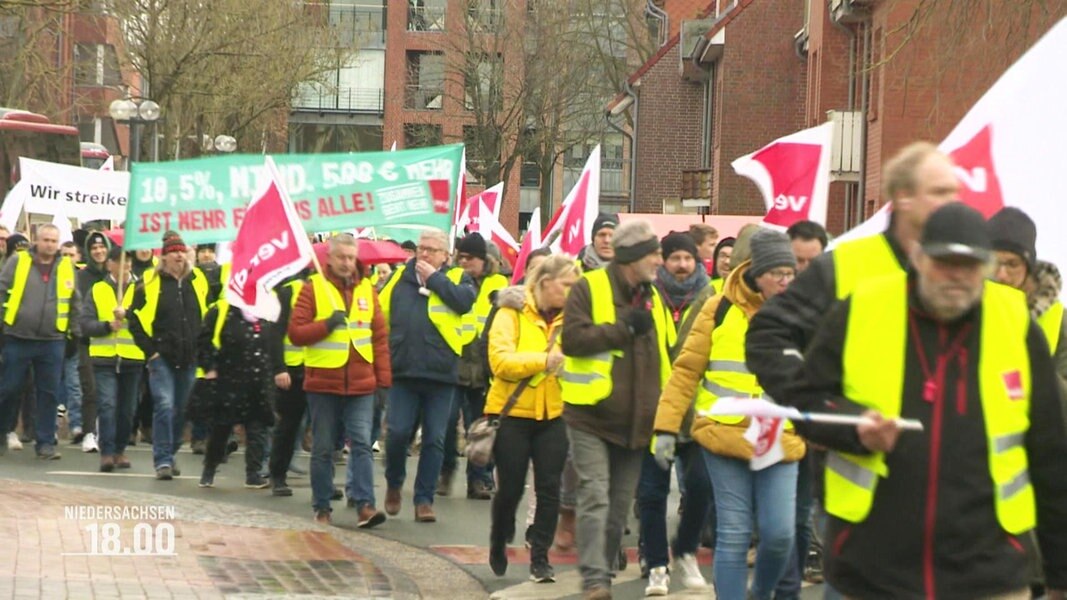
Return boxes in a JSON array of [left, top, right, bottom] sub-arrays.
[[459, 182, 504, 234], [511, 207, 541, 284], [548, 146, 601, 256], [476, 197, 520, 269], [226, 156, 315, 321], [731, 123, 833, 229]]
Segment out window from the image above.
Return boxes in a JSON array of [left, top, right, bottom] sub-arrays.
[[467, 0, 500, 31], [74, 43, 121, 86], [464, 53, 503, 111], [408, 0, 446, 32], [406, 51, 444, 110], [329, 1, 387, 48], [404, 123, 442, 148]]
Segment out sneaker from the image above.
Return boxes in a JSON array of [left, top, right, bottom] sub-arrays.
[[191, 439, 207, 455], [244, 474, 270, 489], [155, 466, 174, 480], [436, 471, 454, 496], [199, 468, 216, 488], [330, 487, 344, 501], [36, 445, 61, 460], [583, 585, 612, 600], [287, 462, 307, 476], [372, 441, 381, 453], [81, 433, 98, 453], [70, 427, 84, 444], [356, 505, 386, 529], [171, 463, 182, 477], [6, 432, 20, 451], [529, 560, 555, 583], [271, 478, 292, 497], [314, 509, 332, 525], [671, 553, 709, 590], [57, 404, 67, 419], [645, 566, 669, 596]]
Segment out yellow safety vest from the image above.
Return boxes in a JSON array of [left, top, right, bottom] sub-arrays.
[[3, 253, 76, 332], [695, 302, 794, 429], [194, 300, 237, 379], [88, 279, 144, 360], [1038, 301, 1064, 355], [216, 263, 231, 302], [473, 273, 509, 337], [710, 278, 724, 295], [282, 280, 306, 367], [832, 233, 902, 300], [304, 273, 375, 368], [829, 273, 1034, 533], [561, 268, 675, 405], [380, 264, 473, 355], [133, 269, 208, 338]]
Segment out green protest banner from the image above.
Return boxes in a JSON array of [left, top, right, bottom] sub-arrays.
[[124, 145, 463, 250]]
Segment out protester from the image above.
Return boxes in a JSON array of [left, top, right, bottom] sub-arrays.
[[576, 213, 619, 272], [380, 229, 476, 523], [709, 237, 736, 294], [689, 223, 719, 275], [129, 231, 208, 479], [654, 229, 804, 599], [267, 273, 310, 497], [81, 246, 142, 472], [653, 231, 708, 328], [73, 230, 114, 453], [486, 255, 579, 582], [195, 243, 223, 302], [288, 234, 392, 526], [560, 219, 675, 599], [0, 224, 79, 458], [789, 203, 1067, 598], [785, 220, 828, 273], [400, 240, 417, 259], [58, 241, 87, 450]]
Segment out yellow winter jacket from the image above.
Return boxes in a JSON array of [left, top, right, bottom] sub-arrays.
[[654, 262, 805, 461], [485, 286, 564, 421]]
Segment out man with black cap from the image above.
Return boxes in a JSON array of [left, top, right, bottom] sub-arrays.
[[576, 212, 619, 272], [560, 219, 675, 599], [653, 231, 708, 331], [989, 207, 1067, 382], [787, 203, 1067, 598], [196, 243, 222, 302], [71, 229, 114, 452]]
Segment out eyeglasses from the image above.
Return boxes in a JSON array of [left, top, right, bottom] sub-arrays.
[[765, 268, 796, 282], [417, 245, 445, 255], [997, 258, 1025, 271]]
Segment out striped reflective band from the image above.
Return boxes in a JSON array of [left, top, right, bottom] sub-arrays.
[[284, 344, 301, 354], [353, 338, 371, 347], [706, 359, 751, 375], [560, 371, 605, 384], [313, 342, 350, 351], [827, 453, 877, 489], [702, 379, 755, 398], [1000, 470, 1030, 500], [992, 432, 1025, 454]]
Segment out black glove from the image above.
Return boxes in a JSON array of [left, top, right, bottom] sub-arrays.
[[325, 310, 347, 331], [625, 308, 654, 336]]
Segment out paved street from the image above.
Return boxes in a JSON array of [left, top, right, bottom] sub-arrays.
[[0, 440, 825, 599]]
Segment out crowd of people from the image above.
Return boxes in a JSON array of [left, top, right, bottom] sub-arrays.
[[1, 141, 1067, 600]]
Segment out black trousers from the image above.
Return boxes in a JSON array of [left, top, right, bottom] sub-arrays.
[[268, 367, 306, 480], [76, 344, 97, 435], [490, 416, 568, 562], [204, 421, 267, 477]]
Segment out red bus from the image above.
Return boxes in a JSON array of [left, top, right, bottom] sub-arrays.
[[0, 107, 81, 203]]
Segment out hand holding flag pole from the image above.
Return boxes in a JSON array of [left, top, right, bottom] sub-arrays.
[[704, 397, 924, 432]]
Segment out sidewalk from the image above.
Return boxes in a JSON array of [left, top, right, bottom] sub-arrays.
[[0, 478, 483, 599]]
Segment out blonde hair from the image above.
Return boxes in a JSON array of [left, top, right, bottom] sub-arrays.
[[528, 254, 580, 308], [882, 141, 943, 202]]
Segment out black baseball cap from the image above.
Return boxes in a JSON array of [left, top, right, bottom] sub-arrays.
[[920, 202, 992, 262]]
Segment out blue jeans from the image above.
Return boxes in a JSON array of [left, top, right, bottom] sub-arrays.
[[0, 337, 64, 450], [442, 385, 493, 486], [146, 357, 196, 469], [703, 450, 797, 600], [776, 451, 816, 599], [385, 379, 455, 506], [60, 353, 83, 431], [637, 449, 671, 569], [306, 393, 375, 511], [674, 441, 716, 556], [94, 367, 142, 457]]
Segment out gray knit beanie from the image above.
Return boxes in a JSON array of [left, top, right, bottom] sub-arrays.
[[749, 228, 796, 278], [612, 220, 660, 264]]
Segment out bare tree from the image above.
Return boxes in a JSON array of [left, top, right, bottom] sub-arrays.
[[0, 4, 73, 115]]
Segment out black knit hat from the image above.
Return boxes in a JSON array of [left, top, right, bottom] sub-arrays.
[[107, 245, 126, 262], [591, 212, 619, 236], [921, 203, 992, 262], [661, 231, 699, 261], [456, 232, 488, 261], [7, 233, 29, 251], [988, 207, 1037, 273], [401, 240, 417, 252]]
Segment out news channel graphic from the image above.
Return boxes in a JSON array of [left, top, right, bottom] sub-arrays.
[[61, 504, 177, 557]]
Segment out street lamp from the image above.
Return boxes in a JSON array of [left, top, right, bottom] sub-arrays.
[[213, 135, 237, 153], [109, 97, 161, 168]]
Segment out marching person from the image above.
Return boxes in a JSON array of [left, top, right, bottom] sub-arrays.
[[577, 213, 619, 272], [688, 223, 719, 275], [288, 234, 392, 526], [789, 203, 1067, 598], [72, 230, 114, 453], [266, 272, 310, 497], [81, 246, 143, 472], [560, 220, 674, 600], [486, 255, 580, 583], [785, 220, 828, 274], [0, 224, 79, 458], [709, 237, 735, 294], [129, 231, 209, 480], [380, 229, 475, 523]]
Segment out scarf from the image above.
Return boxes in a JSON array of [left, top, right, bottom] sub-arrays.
[[655, 263, 709, 319], [581, 245, 611, 271]]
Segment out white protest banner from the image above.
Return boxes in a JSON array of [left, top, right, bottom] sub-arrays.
[[19, 157, 129, 223]]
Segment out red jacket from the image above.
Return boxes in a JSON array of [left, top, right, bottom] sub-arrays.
[[287, 269, 392, 395]]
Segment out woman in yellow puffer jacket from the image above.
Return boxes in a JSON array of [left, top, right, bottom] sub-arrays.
[[485, 254, 580, 583], [653, 229, 805, 600]]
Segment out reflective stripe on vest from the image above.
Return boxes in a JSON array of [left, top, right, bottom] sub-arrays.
[[832, 234, 901, 300], [380, 264, 471, 355], [88, 279, 144, 360], [1038, 301, 1063, 355], [304, 274, 375, 368], [282, 280, 306, 367], [832, 273, 1034, 533], [134, 270, 208, 338], [560, 269, 673, 405], [3, 253, 75, 332]]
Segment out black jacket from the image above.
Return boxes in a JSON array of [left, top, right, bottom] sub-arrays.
[[129, 270, 204, 369], [745, 231, 908, 402], [789, 275, 1067, 598]]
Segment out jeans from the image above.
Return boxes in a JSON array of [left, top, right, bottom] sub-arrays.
[[491, 417, 568, 562], [146, 357, 196, 469], [77, 344, 97, 435], [637, 449, 671, 570], [268, 367, 306, 480], [384, 379, 455, 506], [0, 337, 64, 451], [371, 387, 386, 445], [674, 441, 716, 556], [568, 426, 644, 591], [94, 367, 142, 457], [703, 450, 797, 600], [776, 450, 816, 599], [205, 422, 267, 476], [442, 385, 493, 487], [308, 393, 375, 511], [60, 353, 83, 431]]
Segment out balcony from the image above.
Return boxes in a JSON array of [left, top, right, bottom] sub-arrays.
[[405, 85, 443, 110], [293, 86, 384, 114], [408, 4, 446, 31], [563, 157, 626, 195]]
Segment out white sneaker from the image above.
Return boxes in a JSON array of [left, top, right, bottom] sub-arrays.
[[7, 432, 23, 451], [82, 432, 99, 453], [372, 441, 381, 453], [645, 566, 669, 596], [671, 553, 709, 589]]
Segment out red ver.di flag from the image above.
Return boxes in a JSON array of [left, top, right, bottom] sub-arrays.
[[731, 122, 833, 229], [227, 156, 315, 322]]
